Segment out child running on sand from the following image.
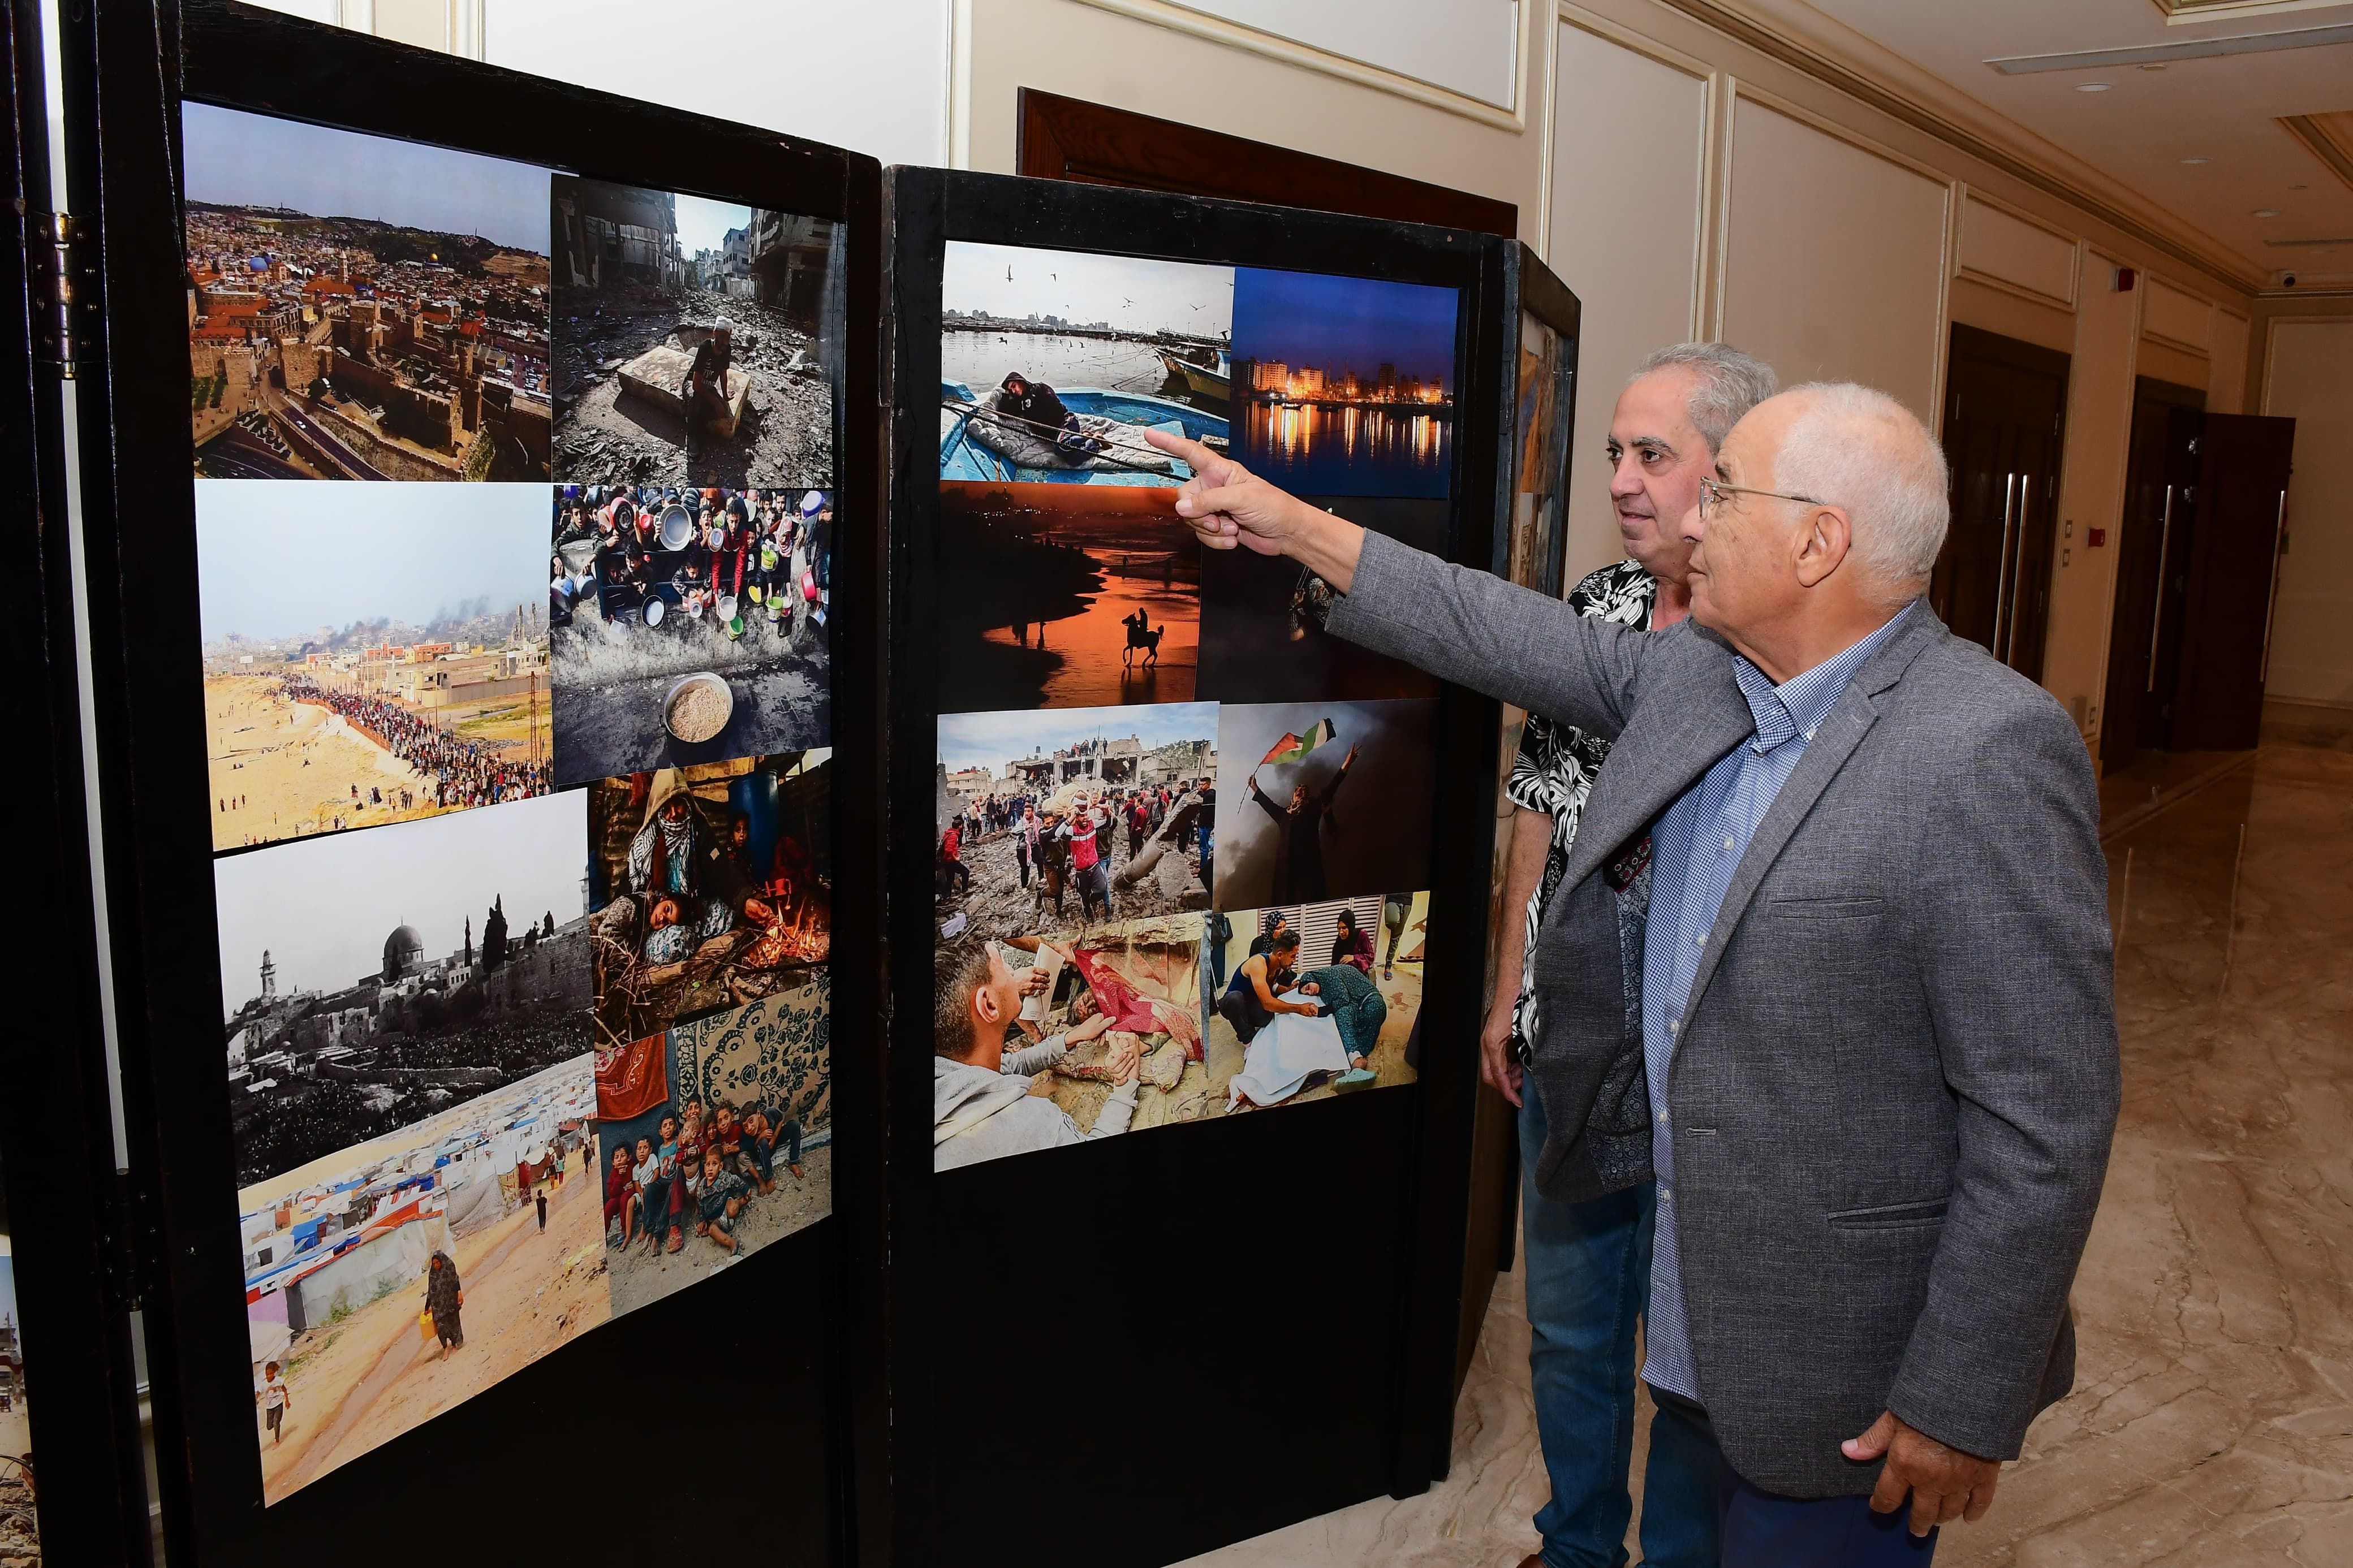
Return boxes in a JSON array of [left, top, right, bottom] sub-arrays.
[[257, 1359, 290, 1445]]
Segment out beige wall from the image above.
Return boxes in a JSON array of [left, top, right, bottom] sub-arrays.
[[2261, 318, 2353, 708], [2044, 254, 2142, 737]]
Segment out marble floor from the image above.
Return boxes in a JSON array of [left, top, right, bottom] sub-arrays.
[[1184, 742, 2353, 1566]]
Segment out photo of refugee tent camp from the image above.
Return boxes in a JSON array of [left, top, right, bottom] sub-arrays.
[[593, 977, 831, 1316], [1230, 267, 1459, 499], [1205, 895, 1426, 1115], [587, 751, 831, 1051], [937, 481, 1200, 712], [549, 485, 833, 787], [239, 1055, 605, 1506], [936, 703, 1217, 954], [940, 240, 1231, 487], [199, 482, 553, 853], [182, 103, 551, 483], [933, 913, 1209, 1172], [552, 177, 839, 489], [0, 1157, 39, 1566], [1211, 699, 1438, 913], [1195, 495, 1446, 705], [216, 789, 592, 1192]]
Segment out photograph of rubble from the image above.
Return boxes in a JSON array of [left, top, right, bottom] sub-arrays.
[[936, 703, 1217, 956], [549, 484, 832, 786], [239, 1054, 606, 1505], [937, 481, 1200, 712], [1196, 495, 1446, 705], [200, 481, 552, 852], [1205, 895, 1425, 1113], [594, 977, 831, 1316], [940, 240, 1231, 487], [587, 752, 831, 1051], [1230, 267, 1458, 498], [182, 103, 551, 482], [933, 913, 1209, 1171], [551, 177, 839, 488], [214, 789, 592, 1193], [1210, 699, 1437, 913]]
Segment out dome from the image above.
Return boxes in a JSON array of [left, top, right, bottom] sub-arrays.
[[383, 924, 426, 980]]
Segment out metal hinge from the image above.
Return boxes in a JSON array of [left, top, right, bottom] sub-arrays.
[[28, 208, 98, 378], [100, 1169, 153, 1315]]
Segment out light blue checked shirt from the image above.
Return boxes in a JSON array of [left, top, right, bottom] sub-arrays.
[[1639, 601, 1917, 1404]]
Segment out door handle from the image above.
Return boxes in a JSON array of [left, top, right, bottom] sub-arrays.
[[2148, 483, 2175, 692], [2260, 488, 2287, 684], [1993, 471, 2018, 663]]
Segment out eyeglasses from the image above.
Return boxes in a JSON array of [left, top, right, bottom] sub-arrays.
[[1698, 475, 1826, 517]]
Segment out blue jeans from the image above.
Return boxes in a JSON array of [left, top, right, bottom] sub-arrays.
[[1521, 1079, 1717, 1568]]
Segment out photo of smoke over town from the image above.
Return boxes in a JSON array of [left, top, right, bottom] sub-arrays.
[[936, 703, 1217, 964], [181, 103, 551, 482], [240, 1055, 605, 1506], [215, 789, 592, 1191], [587, 752, 832, 1051], [551, 178, 839, 488], [199, 482, 551, 853]]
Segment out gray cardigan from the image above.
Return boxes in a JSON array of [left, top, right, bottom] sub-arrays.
[[1330, 530, 2119, 1497]]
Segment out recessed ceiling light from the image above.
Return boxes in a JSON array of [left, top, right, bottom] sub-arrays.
[[2139, 62, 2167, 71], [2182, 155, 2212, 165], [2253, 208, 2283, 217], [2077, 81, 2114, 92]]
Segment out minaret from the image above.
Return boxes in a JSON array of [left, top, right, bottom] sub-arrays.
[[260, 948, 277, 1000]]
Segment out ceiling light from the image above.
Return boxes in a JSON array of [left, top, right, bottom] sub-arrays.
[[2181, 155, 2212, 165], [1988, 21, 2353, 74], [2139, 63, 2167, 71], [2253, 208, 2283, 217], [2077, 81, 2114, 92]]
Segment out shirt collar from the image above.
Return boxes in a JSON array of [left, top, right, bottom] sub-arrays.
[[1731, 599, 1918, 751]]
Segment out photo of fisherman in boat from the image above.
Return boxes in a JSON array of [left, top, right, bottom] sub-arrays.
[[940, 241, 1231, 487], [937, 481, 1201, 711], [1204, 895, 1425, 1114], [593, 978, 831, 1315], [936, 705, 1216, 958], [216, 791, 593, 1191], [552, 176, 839, 489], [1211, 700, 1438, 913], [932, 913, 1210, 1170], [200, 481, 553, 853], [587, 753, 830, 1050], [548, 484, 831, 787], [239, 1054, 606, 1506]]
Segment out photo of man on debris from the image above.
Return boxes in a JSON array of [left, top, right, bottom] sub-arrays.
[[551, 176, 839, 489]]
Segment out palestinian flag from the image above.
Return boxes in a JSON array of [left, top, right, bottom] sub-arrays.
[[1260, 719, 1337, 768]]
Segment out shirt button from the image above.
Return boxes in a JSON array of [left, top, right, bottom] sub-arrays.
[[1692, 932, 1704, 945], [1722, 835, 1735, 851], [1657, 1109, 1668, 1123], [1659, 1184, 1672, 1202], [1669, 1020, 1679, 1035]]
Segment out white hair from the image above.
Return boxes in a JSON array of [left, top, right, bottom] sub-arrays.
[[1770, 382, 1950, 602], [1629, 342, 1778, 453]]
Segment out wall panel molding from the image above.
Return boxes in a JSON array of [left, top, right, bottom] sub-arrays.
[[1958, 187, 2082, 311]]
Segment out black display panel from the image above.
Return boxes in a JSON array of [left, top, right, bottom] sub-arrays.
[[886, 167, 1510, 1565], [62, 3, 882, 1562]]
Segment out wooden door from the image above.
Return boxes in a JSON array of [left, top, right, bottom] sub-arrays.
[[2170, 414, 2295, 751], [2100, 379, 2205, 773], [1933, 325, 2068, 679]]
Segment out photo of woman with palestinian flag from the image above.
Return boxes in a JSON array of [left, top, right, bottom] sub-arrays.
[[1211, 697, 1438, 912]]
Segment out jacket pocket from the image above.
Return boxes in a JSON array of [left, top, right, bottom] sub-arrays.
[[1827, 1197, 1949, 1229], [1766, 895, 1885, 921]]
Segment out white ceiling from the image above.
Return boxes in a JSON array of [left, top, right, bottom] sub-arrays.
[[1785, 0, 2353, 286]]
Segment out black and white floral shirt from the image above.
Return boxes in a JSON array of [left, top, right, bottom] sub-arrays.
[[1505, 559, 1658, 1065]]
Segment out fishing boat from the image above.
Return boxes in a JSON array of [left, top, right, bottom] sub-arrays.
[[939, 379, 1229, 486], [1154, 347, 1231, 405]]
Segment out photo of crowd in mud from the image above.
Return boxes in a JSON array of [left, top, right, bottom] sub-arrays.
[[551, 177, 839, 489], [182, 104, 551, 483], [200, 482, 553, 853], [587, 752, 831, 1050], [548, 484, 831, 786], [594, 978, 831, 1316], [940, 241, 1230, 487]]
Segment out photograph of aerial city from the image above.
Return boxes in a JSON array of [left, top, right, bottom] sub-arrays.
[[182, 103, 553, 482], [1230, 269, 1459, 498]]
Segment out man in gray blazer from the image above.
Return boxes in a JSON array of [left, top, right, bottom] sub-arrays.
[[1147, 386, 2118, 1563]]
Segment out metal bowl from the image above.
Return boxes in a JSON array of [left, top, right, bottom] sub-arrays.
[[662, 672, 733, 744], [715, 593, 739, 623], [641, 597, 665, 627], [658, 504, 696, 551]]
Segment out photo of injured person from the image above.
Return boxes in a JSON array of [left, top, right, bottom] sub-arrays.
[[933, 914, 1210, 1171], [1210, 698, 1438, 913], [587, 751, 830, 1050], [940, 241, 1232, 489], [1205, 896, 1426, 1111]]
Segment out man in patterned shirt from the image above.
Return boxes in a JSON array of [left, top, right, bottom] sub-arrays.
[[1485, 342, 1777, 1568]]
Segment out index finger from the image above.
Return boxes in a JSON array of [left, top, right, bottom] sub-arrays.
[[1141, 427, 1218, 471]]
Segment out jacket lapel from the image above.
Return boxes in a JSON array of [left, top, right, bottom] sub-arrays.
[[1678, 607, 1946, 1022]]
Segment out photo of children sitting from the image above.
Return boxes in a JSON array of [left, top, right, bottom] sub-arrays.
[[592, 975, 831, 1315]]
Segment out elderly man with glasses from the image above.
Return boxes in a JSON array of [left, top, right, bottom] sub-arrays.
[[1146, 384, 2118, 1566]]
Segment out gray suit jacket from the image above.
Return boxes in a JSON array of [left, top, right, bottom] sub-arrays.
[[1330, 530, 2119, 1497]]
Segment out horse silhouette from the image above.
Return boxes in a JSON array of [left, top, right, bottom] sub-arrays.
[[1122, 612, 1163, 668]]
